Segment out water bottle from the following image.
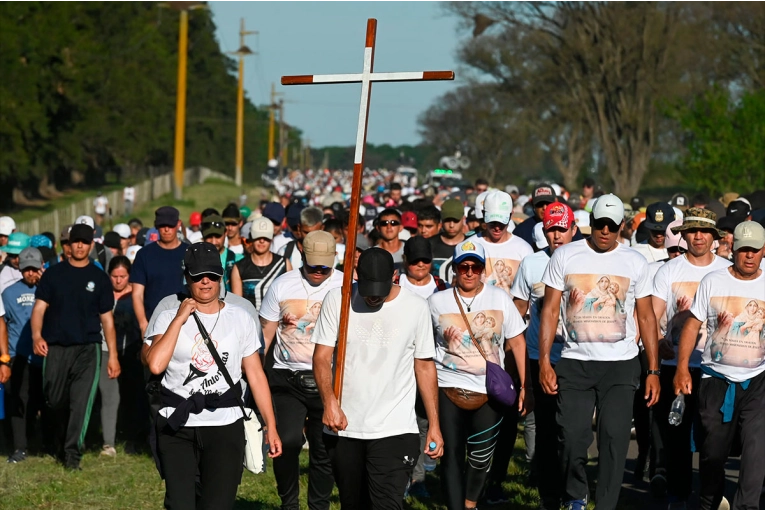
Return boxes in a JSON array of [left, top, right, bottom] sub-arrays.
[[668, 393, 685, 426], [423, 441, 437, 472]]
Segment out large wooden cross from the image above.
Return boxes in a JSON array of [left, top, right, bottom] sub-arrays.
[[282, 18, 454, 403]]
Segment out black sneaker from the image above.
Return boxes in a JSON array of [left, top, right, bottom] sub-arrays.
[[650, 473, 667, 498], [7, 450, 27, 463], [64, 455, 81, 471], [483, 485, 511, 505]]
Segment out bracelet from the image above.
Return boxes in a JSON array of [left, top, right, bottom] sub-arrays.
[[647, 369, 661, 376]]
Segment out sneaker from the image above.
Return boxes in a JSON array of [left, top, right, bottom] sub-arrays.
[[484, 485, 511, 505], [563, 498, 587, 510], [101, 445, 117, 458], [650, 473, 668, 498], [717, 496, 730, 510], [7, 450, 27, 464], [64, 458, 81, 471], [407, 481, 431, 499]]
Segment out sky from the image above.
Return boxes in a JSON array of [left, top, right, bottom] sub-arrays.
[[209, 2, 462, 148]]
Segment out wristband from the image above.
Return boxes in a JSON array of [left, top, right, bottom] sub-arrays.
[[0, 354, 10, 364], [647, 369, 661, 376]]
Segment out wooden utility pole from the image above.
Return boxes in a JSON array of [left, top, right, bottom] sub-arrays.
[[233, 18, 256, 187], [281, 18, 453, 403]]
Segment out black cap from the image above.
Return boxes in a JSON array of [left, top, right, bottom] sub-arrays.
[[532, 184, 556, 206], [103, 232, 122, 249], [644, 202, 675, 231], [69, 224, 94, 244], [717, 215, 742, 233], [727, 199, 751, 219], [155, 206, 180, 228], [630, 196, 645, 210], [183, 242, 221, 277], [466, 207, 478, 223], [286, 204, 305, 227], [404, 236, 433, 262], [222, 203, 241, 221], [357, 249, 394, 298], [136, 227, 149, 246], [582, 177, 596, 188]]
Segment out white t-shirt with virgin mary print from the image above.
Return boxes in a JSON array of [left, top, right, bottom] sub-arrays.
[[541, 240, 651, 362], [428, 284, 526, 394], [692, 268, 765, 383], [259, 268, 344, 371], [652, 254, 731, 367], [473, 232, 534, 295]]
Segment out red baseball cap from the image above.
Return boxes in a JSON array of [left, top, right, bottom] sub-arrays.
[[189, 211, 202, 226], [543, 203, 574, 230], [401, 211, 418, 230]]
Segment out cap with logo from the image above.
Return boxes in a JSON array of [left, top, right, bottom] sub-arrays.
[[532, 184, 556, 206], [113, 223, 131, 239], [727, 198, 752, 219], [69, 224, 94, 244], [733, 221, 765, 251], [644, 202, 676, 232], [18, 247, 43, 271], [240, 206, 252, 220], [0, 233, 31, 255], [184, 242, 223, 277], [75, 215, 95, 229], [357, 248, 394, 298], [125, 245, 141, 263], [670, 193, 690, 211], [202, 214, 225, 238], [483, 191, 513, 224], [591, 194, 625, 225], [303, 231, 336, 268], [263, 203, 286, 224], [404, 235, 433, 262], [155, 206, 180, 228], [145, 228, 159, 244], [453, 239, 486, 265], [669, 207, 725, 239], [401, 211, 418, 231], [533, 222, 548, 250], [0, 216, 15, 237], [543, 202, 574, 231], [441, 199, 465, 221], [249, 218, 274, 240]]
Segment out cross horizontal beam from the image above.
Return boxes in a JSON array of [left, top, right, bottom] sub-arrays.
[[282, 70, 454, 85]]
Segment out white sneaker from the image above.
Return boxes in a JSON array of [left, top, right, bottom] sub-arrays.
[[101, 445, 117, 458], [717, 496, 730, 510]]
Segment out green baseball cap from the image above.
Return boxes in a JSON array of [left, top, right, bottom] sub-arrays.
[[441, 199, 465, 221], [0, 232, 31, 255]]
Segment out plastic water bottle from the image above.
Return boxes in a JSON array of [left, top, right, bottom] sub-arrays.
[[423, 441, 437, 472], [668, 393, 685, 426]]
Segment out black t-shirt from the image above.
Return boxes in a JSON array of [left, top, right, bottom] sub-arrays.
[[129, 241, 188, 321], [35, 261, 114, 346], [429, 235, 460, 278]]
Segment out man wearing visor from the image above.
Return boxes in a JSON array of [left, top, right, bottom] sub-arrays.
[[259, 231, 344, 510]]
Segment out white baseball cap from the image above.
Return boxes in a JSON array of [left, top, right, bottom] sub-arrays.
[[474, 191, 490, 220], [75, 215, 95, 228], [733, 221, 765, 251], [248, 218, 274, 240], [483, 191, 513, 225], [113, 223, 131, 239], [0, 216, 15, 236], [125, 245, 141, 263], [591, 194, 624, 225], [533, 222, 549, 249]]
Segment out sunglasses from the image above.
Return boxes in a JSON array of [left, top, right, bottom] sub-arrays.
[[456, 262, 485, 275], [407, 258, 432, 266], [667, 247, 682, 254], [225, 221, 239, 227], [188, 273, 222, 283], [592, 218, 620, 232], [304, 264, 332, 274], [378, 220, 401, 227], [243, 237, 270, 244], [202, 221, 224, 230]]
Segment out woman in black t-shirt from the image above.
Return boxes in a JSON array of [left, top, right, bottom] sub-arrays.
[[231, 218, 289, 310]]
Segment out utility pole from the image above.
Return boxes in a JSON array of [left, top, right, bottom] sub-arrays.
[[268, 83, 283, 165], [278, 98, 286, 177], [232, 18, 256, 188], [165, 1, 206, 200]]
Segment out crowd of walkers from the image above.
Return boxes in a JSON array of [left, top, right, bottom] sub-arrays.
[[0, 177, 763, 510]]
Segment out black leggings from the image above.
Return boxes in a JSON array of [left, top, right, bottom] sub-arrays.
[[156, 416, 245, 510], [438, 389, 504, 510]]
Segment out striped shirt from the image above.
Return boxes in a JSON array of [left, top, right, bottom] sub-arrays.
[[236, 254, 288, 311]]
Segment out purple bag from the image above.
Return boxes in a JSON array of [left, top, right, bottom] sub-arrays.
[[485, 360, 517, 407]]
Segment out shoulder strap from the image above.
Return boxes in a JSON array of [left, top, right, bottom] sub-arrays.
[[392, 274, 400, 285], [433, 275, 447, 291], [191, 310, 250, 420], [284, 240, 296, 260], [453, 287, 488, 360]]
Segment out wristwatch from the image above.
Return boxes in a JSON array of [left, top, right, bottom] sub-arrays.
[[0, 354, 10, 365], [647, 369, 661, 376]]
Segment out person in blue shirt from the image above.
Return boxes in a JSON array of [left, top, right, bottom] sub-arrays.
[[1, 247, 51, 463]]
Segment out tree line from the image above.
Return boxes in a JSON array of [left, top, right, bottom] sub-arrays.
[[0, 2, 302, 207], [419, 2, 765, 197]]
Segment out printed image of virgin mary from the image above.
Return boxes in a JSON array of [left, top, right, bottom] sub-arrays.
[[732, 300, 760, 336], [583, 276, 610, 313]]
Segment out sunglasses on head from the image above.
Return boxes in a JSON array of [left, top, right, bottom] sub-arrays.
[[188, 273, 221, 283], [202, 221, 224, 230], [592, 218, 620, 232], [378, 220, 401, 227], [456, 262, 485, 275], [304, 263, 332, 274]]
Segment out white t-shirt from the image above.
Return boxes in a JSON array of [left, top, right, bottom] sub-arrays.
[[123, 187, 135, 202], [632, 243, 668, 263], [541, 240, 651, 361], [692, 268, 765, 383], [398, 274, 442, 299], [510, 249, 565, 363], [93, 196, 109, 215], [259, 268, 344, 370], [271, 233, 291, 254], [185, 229, 203, 244], [653, 255, 732, 367], [145, 304, 259, 426], [474, 232, 534, 295], [429, 284, 526, 393], [312, 286, 435, 440]]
